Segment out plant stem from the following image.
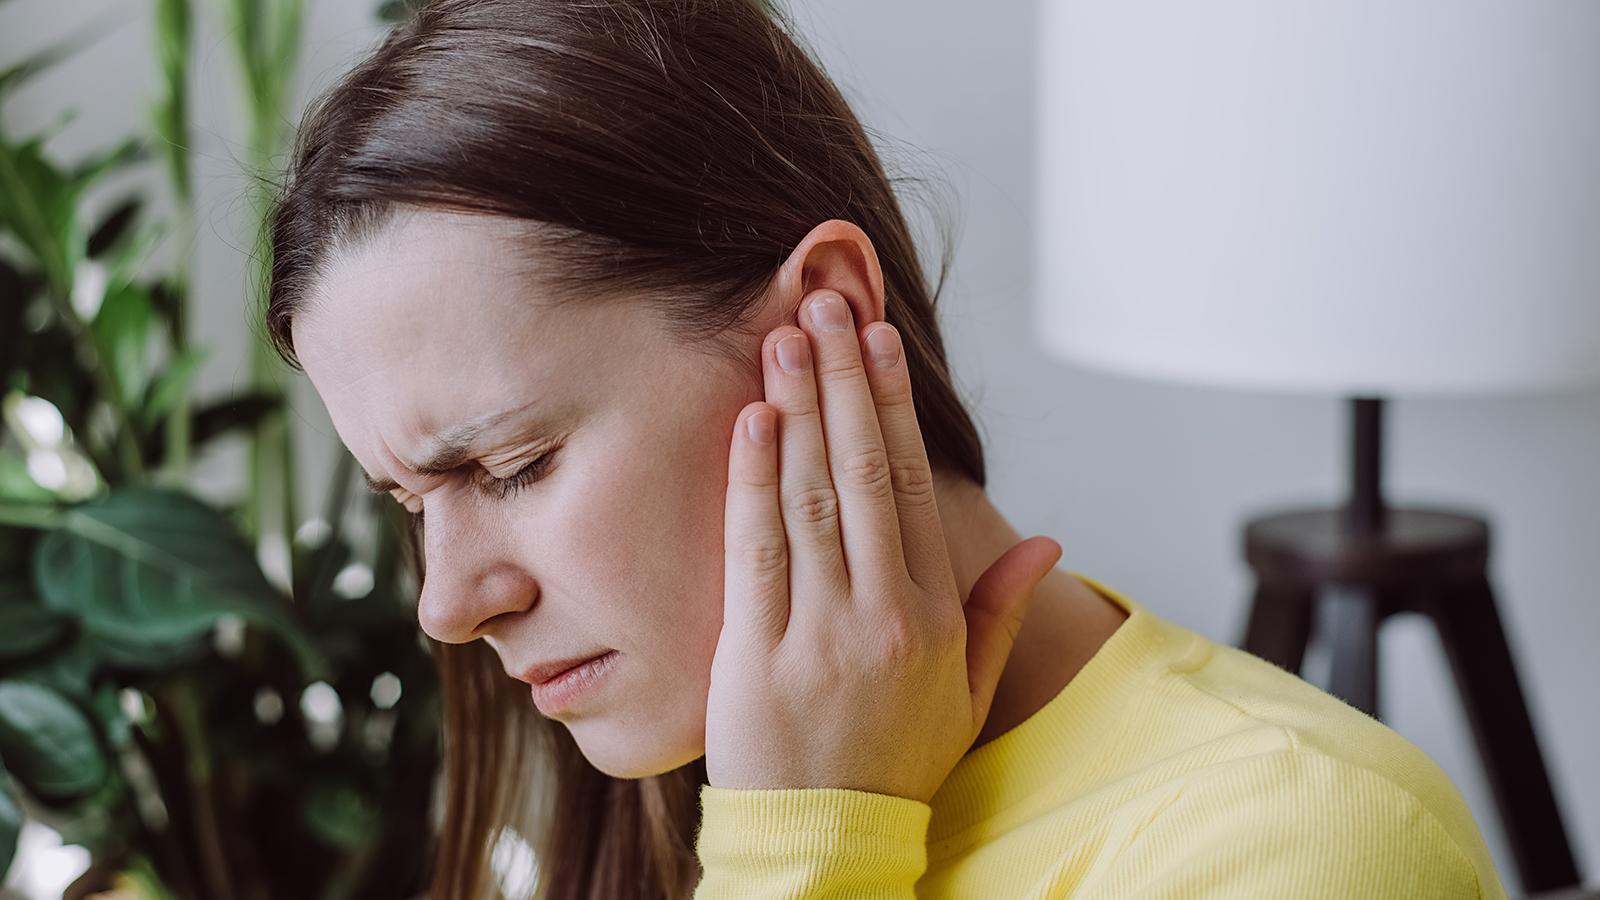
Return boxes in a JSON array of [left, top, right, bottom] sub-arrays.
[[126, 719, 202, 898], [0, 503, 66, 530], [162, 679, 236, 900], [244, 147, 298, 595], [159, 278, 193, 482], [153, 0, 194, 483], [226, 0, 303, 581]]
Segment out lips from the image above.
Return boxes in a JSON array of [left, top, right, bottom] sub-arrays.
[[516, 651, 612, 686]]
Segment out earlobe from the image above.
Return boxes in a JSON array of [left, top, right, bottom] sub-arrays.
[[778, 218, 887, 329]]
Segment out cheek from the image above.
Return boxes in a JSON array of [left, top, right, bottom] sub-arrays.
[[564, 417, 732, 643], [555, 421, 729, 589]]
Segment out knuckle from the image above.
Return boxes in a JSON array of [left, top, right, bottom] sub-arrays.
[[816, 352, 870, 383], [889, 457, 937, 504], [787, 482, 841, 531], [737, 537, 789, 577], [839, 448, 894, 499], [733, 466, 779, 491], [784, 404, 822, 429]]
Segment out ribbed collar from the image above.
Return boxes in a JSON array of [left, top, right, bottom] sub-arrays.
[[925, 570, 1201, 853]]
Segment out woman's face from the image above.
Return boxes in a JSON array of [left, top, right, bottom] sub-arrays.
[[293, 207, 769, 778]]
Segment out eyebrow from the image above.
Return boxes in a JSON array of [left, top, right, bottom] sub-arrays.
[[360, 399, 540, 494]]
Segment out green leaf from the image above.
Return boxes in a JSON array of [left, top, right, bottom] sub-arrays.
[[137, 346, 208, 433], [0, 612, 202, 709], [0, 678, 107, 800], [0, 132, 146, 302], [31, 488, 328, 680], [42, 756, 122, 849], [0, 134, 79, 294], [6, 633, 98, 703], [0, 774, 18, 878], [303, 780, 379, 849], [90, 280, 155, 410], [89, 626, 209, 672], [0, 603, 71, 662], [0, 451, 55, 503], [101, 221, 165, 300], [93, 193, 164, 295], [90, 682, 132, 751]]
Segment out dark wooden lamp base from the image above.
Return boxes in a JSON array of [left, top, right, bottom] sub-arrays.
[[1238, 397, 1581, 894]]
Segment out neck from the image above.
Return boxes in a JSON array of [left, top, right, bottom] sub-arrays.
[[932, 471, 1128, 750]]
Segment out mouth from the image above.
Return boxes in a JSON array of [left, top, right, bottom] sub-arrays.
[[526, 650, 620, 716], [516, 650, 615, 686]]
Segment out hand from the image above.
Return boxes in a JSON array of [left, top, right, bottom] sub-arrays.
[[706, 287, 1064, 804]]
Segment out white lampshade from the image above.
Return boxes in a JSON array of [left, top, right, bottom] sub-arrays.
[[1034, 1, 1600, 397]]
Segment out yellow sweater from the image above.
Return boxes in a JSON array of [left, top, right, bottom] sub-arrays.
[[692, 571, 1507, 898]]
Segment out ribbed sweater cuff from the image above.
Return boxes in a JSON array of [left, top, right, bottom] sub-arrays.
[[693, 785, 931, 897]]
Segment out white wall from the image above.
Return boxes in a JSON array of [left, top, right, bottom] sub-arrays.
[[3, 0, 1595, 892]]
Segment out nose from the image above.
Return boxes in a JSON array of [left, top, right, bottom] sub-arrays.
[[414, 496, 535, 643]]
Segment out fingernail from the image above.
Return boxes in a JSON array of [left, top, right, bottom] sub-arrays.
[[775, 334, 809, 373], [747, 408, 775, 444], [866, 325, 900, 368], [808, 293, 850, 332]]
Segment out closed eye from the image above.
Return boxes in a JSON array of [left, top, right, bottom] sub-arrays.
[[474, 441, 561, 501], [407, 438, 564, 530]]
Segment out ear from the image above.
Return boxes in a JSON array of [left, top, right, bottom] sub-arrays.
[[770, 219, 887, 329]]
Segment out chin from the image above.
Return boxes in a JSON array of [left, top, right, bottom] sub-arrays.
[[569, 722, 707, 780]]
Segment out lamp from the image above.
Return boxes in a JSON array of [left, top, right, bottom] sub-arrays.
[[1034, 1, 1600, 893]]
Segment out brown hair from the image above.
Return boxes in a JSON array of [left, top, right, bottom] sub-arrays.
[[260, 0, 986, 896]]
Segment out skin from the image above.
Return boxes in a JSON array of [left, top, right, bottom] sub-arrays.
[[293, 205, 1128, 786]]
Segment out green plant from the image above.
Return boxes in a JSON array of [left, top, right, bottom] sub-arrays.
[[0, 3, 441, 898]]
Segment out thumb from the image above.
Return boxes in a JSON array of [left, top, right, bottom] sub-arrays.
[[961, 535, 1063, 723]]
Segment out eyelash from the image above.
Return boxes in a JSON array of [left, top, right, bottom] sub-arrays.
[[406, 440, 562, 529], [477, 444, 560, 500]]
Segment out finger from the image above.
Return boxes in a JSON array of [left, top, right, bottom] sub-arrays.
[[798, 290, 906, 593], [722, 401, 791, 645], [762, 323, 850, 604], [963, 537, 1063, 733], [859, 321, 947, 593]]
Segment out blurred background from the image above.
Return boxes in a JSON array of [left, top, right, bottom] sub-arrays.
[[0, 0, 1595, 897]]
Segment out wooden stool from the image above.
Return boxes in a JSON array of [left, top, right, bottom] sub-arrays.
[[1238, 398, 1581, 894]]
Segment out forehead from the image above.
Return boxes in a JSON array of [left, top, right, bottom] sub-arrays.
[[305, 207, 542, 361], [291, 208, 619, 462]]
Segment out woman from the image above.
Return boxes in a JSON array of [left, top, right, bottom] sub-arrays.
[[263, 0, 1508, 897]]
